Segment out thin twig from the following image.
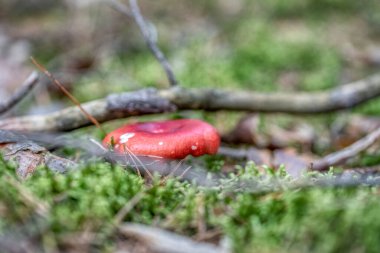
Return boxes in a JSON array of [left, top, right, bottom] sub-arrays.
[[128, 0, 178, 86], [313, 127, 380, 170], [0, 71, 39, 115], [30, 57, 105, 134]]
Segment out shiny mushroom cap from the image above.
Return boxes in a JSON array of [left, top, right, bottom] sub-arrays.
[[103, 119, 220, 159]]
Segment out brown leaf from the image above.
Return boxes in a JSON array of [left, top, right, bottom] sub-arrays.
[[273, 148, 315, 178]]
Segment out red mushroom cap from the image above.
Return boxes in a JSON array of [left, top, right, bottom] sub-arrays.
[[103, 119, 220, 159]]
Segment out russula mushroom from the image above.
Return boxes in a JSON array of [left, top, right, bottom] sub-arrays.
[[103, 119, 220, 159]]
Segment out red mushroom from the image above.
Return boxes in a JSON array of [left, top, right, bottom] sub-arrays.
[[103, 119, 220, 159]]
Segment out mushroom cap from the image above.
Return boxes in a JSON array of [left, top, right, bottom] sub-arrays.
[[103, 119, 220, 159]]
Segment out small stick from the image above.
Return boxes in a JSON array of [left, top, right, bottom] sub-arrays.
[[128, 0, 178, 87], [0, 71, 39, 115], [313, 127, 380, 170], [30, 57, 105, 134]]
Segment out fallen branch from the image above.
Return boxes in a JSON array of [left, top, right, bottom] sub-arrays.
[[0, 71, 39, 115], [313, 126, 380, 170], [1, 73, 380, 132]]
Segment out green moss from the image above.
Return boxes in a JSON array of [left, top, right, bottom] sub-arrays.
[[231, 21, 341, 91], [355, 98, 380, 115], [262, 0, 362, 18], [1, 159, 380, 252]]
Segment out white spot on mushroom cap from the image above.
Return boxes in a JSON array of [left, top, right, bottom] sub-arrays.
[[119, 133, 135, 144], [191, 145, 197, 150], [159, 141, 164, 145]]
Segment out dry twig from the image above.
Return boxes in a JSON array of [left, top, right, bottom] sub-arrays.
[[0, 71, 39, 115], [129, 0, 178, 86], [109, 0, 178, 86]]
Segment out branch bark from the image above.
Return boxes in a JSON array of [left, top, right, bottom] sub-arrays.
[[1, 73, 380, 132], [0, 130, 77, 178]]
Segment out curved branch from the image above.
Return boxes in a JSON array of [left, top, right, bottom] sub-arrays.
[[1, 73, 380, 132]]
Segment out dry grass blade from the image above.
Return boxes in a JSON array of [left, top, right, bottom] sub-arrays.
[[122, 144, 154, 179], [30, 57, 105, 133], [114, 190, 146, 225]]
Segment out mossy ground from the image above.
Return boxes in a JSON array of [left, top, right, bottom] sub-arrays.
[[1, 159, 380, 252]]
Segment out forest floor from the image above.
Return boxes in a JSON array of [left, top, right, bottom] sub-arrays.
[[1, 1, 380, 252]]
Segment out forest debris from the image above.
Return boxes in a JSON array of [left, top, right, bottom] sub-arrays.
[[313, 126, 380, 171], [0, 130, 76, 178], [222, 114, 266, 147], [109, 0, 178, 87], [268, 124, 315, 150], [273, 149, 314, 178], [223, 114, 315, 150], [218, 146, 271, 165], [107, 88, 177, 114], [0, 71, 39, 115], [31, 57, 104, 132], [331, 115, 380, 148], [118, 223, 229, 253]]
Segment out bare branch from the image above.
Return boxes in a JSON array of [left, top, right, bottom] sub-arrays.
[[0, 71, 39, 115], [1, 74, 380, 132], [128, 0, 178, 86]]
